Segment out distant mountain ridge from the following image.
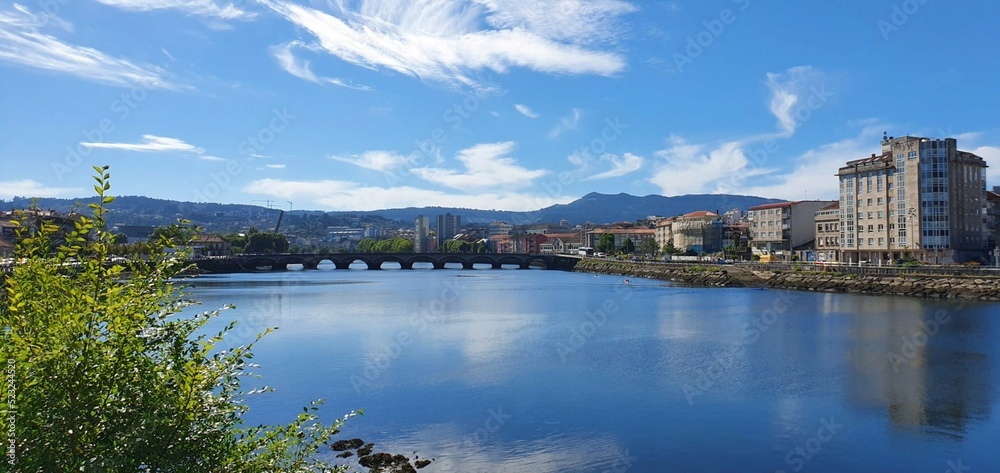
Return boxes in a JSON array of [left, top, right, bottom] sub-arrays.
[[1, 192, 783, 229]]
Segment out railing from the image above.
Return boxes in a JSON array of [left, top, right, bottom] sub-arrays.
[[738, 262, 1000, 277]]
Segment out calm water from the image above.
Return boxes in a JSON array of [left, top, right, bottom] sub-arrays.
[[184, 264, 1000, 472]]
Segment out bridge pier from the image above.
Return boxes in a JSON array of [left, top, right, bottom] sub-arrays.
[[491, 262, 502, 269], [461, 262, 475, 270], [303, 261, 318, 270], [399, 261, 414, 269], [334, 261, 352, 270], [432, 262, 446, 269]]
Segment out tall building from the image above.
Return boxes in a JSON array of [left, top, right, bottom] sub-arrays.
[[814, 202, 841, 263], [414, 215, 431, 252], [837, 135, 988, 264], [435, 213, 461, 247], [749, 201, 836, 261]]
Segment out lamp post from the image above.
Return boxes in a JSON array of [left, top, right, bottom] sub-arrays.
[[907, 207, 920, 262]]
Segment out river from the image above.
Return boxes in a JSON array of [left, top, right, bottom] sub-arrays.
[[184, 264, 1000, 472]]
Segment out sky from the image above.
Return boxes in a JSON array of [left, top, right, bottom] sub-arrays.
[[2, 0, 999, 212]]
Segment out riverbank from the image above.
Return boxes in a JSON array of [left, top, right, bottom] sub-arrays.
[[573, 259, 1000, 301]]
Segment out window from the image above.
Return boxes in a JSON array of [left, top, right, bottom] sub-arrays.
[[877, 211, 884, 218], [908, 151, 917, 159], [868, 212, 873, 219], [878, 238, 885, 246], [877, 197, 884, 205], [868, 238, 874, 245], [868, 225, 874, 232], [867, 198, 873, 206]]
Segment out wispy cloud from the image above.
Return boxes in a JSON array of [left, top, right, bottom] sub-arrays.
[[411, 141, 547, 189], [81, 135, 204, 153], [0, 5, 176, 88], [514, 103, 539, 118], [330, 150, 415, 174], [648, 136, 773, 195], [549, 108, 583, 138], [0, 179, 81, 199], [741, 127, 885, 200], [649, 66, 834, 195], [264, 163, 287, 169], [269, 41, 371, 90], [243, 178, 573, 211], [93, 0, 255, 20], [583, 152, 643, 180], [259, 0, 634, 88], [766, 65, 828, 137]]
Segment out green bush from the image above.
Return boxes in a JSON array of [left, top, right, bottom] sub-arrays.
[[1, 166, 355, 472]]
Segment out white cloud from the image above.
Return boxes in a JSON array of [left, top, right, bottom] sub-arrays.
[[648, 66, 838, 196], [648, 136, 773, 195], [81, 135, 204, 153], [330, 150, 415, 174], [765, 65, 828, 137], [583, 152, 643, 180], [264, 163, 287, 169], [269, 41, 371, 90], [969, 145, 1000, 185], [259, 0, 633, 88], [549, 108, 582, 138], [740, 128, 884, 200], [514, 103, 538, 118], [243, 178, 572, 211], [0, 5, 176, 88], [0, 179, 80, 199], [199, 155, 226, 161], [411, 141, 547, 189], [93, 0, 254, 20]]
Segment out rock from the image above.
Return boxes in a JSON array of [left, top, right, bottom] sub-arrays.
[[331, 438, 365, 451]]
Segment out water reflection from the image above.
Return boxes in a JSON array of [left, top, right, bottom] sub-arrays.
[[845, 298, 993, 438]]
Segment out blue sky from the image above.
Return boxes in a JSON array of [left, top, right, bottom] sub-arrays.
[[2, 0, 999, 211]]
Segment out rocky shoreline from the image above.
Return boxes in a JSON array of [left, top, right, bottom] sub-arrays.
[[573, 259, 1000, 302]]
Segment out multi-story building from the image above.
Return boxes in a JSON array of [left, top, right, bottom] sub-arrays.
[[654, 217, 676, 252], [488, 221, 513, 237], [814, 202, 841, 263], [986, 187, 1000, 264], [672, 211, 723, 254], [749, 201, 836, 261], [414, 215, 431, 252], [586, 226, 655, 253], [837, 135, 988, 264], [435, 213, 461, 247]]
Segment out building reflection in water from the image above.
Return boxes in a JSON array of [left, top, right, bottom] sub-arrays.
[[844, 296, 992, 438]]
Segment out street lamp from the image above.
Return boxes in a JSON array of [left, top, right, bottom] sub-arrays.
[[907, 207, 920, 261]]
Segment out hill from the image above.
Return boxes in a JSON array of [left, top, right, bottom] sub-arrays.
[[1, 192, 783, 232]]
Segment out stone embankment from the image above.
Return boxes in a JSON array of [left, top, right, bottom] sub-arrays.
[[573, 259, 1000, 301]]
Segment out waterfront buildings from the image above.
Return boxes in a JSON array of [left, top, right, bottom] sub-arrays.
[[837, 135, 988, 264], [586, 225, 656, 252], [414, 215, 432, 252], [814, 202, 841, 263], [435, 213, 461, 247], [749, 201, 836, 261]]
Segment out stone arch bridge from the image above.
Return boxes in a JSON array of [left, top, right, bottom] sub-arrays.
[[192, 253, 580, 273]]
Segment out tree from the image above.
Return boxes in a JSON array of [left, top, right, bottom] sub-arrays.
[[640, 238, 658, 257], [596, 233, 616, 254], [620, 238, 635, 254], [1, 166, 355, 471]]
